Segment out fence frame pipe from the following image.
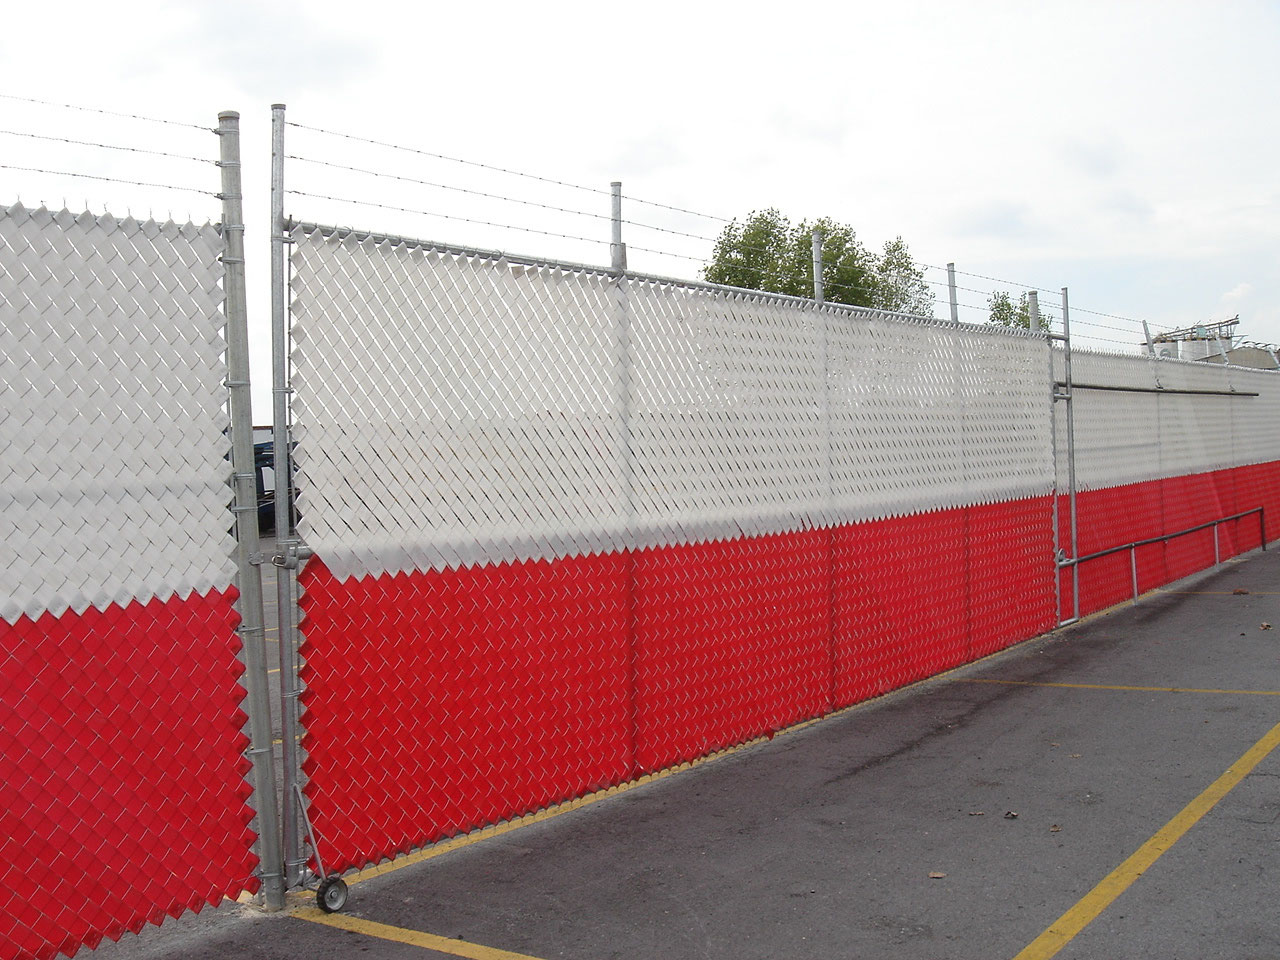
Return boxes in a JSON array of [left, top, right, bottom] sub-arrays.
[[1059, 507, 1267, 604], [269, 102, 307, 889], [216, 109, 284, 910]]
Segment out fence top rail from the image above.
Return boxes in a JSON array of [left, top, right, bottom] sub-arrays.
[[290, 219, 1050, 344], [1060, 507, 1266, 567]]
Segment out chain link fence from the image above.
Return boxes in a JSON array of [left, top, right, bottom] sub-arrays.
[[286, 225, 1061, 872], [1054, 348, 1280, 616], [0, 202, 261, 959], [283, 205, 1280, 877], [4, 100, 1280, 958]]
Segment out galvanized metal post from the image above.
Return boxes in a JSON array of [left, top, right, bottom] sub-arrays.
[[1062, 287, 1079, 621], [811, 228, 824, 304], [819, 263, 835, 708], [1044, 293, 1061, 623], [1141, 319, 1156, 356], [1034, 293, 1064, 624], [270, 102, 305, 889], [610, 182, 626, 273], [947, 263, 959, 324], [1130, 547, 1139, 601], [217, 110, 284, 911], [611, 254, 638, 769]]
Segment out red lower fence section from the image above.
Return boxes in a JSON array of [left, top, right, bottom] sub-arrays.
[[298, 460, 1279, 874], [1062, 461, 1280, 618], [0, 590, 258, 960], [300, 494, 1059, 872], [300, 554, 634, 865]]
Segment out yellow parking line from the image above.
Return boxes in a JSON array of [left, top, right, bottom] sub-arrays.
[[963, 679, 1280, 696], [295, 908, 546, 960], [1157, 590, 1278, 595], [1012, 719, 1280, 960]]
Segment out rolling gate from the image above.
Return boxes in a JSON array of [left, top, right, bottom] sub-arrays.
[[2, 109, 1279, 960]]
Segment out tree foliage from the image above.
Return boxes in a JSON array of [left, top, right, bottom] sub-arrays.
[[703, 209, 934, 316], [987, 290, 1051, 331], [875, 236, 934, 317]]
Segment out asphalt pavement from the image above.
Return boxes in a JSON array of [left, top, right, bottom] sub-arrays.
[[90, 546, 1280, 960]]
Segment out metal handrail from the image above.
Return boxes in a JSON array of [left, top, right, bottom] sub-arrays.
[[1057, 507, 1267, 616]]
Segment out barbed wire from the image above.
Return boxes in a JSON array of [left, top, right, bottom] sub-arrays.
[[1067, 317, 1145, 336], [286, 120, 736, 228], [286, 154, 721, 245], [919, 275, 1021, 300], [0, 93, 211, 132], [285, 189, 609, 247], [921, 261, 1062, 296], [280, 125, 1214, 338], [0, 128, 214, 164], [282, 128, 1164, 327], [0, 163, 217, 196], [626, 245, 704, 262], [287, 121, 612, 198], [622, 194, 731, 223], [920, 261, 1176, 336], [1071, 305, 1155, 326]]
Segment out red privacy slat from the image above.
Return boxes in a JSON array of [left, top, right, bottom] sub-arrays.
[[632, 529, 831, 774], [296, 464, 1278, 876], [0, 590, 256, 960], [833, 508, 969, 705], [1060, 461, 1280, 618], [300, 492, 1078, 871], [967, 498, 1057, 659], [299, 554, 633, 873]]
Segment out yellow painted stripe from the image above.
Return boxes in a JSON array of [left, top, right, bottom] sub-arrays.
[[1012, 719, 1280, 960], [964, 678, 1280, 696], [295, 908, 546, 960], [1157, 590, 1279, 596]]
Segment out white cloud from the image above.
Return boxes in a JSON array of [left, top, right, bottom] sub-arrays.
[[4, 0, 1280, 402]]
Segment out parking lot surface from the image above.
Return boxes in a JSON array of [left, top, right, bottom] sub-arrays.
[[92, 547, 1280, 960]]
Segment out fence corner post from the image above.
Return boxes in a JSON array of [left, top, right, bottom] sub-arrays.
[[217, 108, 285, 911]]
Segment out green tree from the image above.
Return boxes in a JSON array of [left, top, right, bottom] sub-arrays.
[[702, 209, 933, 316], [875, 236, 934, 316], [987, 290, 1051, 331]]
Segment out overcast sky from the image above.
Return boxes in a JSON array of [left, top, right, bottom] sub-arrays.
[[4, 0, 1278, 415]]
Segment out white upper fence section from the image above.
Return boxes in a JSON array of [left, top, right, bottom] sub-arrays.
[[1056, 347, 1280, 492], [289, 226, 1054, 582], [0, 204, 236, 623]]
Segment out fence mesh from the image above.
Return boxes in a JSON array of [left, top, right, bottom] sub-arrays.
[[0, 204, 256, 960], [289, 226, 1069, 871], [1054, 347, 1280, 615]]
